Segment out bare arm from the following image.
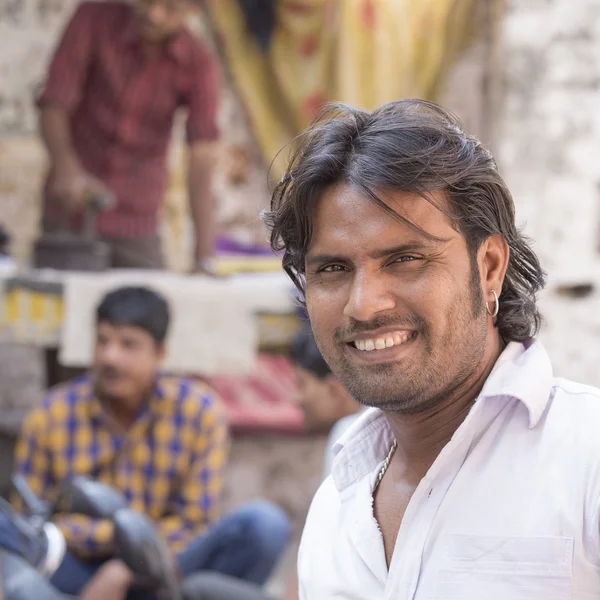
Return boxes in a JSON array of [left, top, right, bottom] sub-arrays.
[[40, 106, 94, 212], [80, 560, 133, 600], [37, 4, 104, 211], [184, 43, 220, 268], [188, 141, 218, 266], [40, 105, 80, 173]]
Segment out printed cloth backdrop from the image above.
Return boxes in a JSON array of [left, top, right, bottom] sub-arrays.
[[206, 0, 477, 178]]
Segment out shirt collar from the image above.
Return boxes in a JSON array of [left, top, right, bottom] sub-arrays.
[[478, 338, 553, 429], [330, 339, 554, 492], [86, 374, 165, 427]]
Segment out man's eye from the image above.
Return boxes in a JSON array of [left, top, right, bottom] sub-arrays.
[[393, 255, 419, 264], [320, 264, 347, 273]]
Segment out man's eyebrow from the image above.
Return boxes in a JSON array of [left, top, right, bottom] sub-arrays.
[[369, 240, 439, 259], [306, 240, 443, 268]]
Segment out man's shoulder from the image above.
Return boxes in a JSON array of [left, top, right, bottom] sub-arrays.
[[23, 376, 91, 430], [545, 377, 600, 441], [550, 377, 600, 414], [43, 375, 91, 408], [552, 377, 600, 398], [158, 375, 223, 415], [71, 1, 130, 21], [176, 28, 218, 69]]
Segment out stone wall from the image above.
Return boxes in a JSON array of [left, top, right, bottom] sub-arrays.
[[495, 0, 600, 386]]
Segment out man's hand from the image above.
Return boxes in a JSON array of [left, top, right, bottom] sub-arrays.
[[48, 161, 88, 213], [80, 559, 133, 600], [49, 163, 109, 215]]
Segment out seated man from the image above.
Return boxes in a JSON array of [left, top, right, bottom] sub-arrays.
[[284, 324, 364, 600], [14, 286, 291, 596], [291, 322, 362, 441]]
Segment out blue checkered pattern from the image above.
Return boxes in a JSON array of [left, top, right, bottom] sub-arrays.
[[14, 374, 229, 558]]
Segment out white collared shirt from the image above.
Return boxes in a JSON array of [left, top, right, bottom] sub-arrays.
[[298, 340, 600, 600]]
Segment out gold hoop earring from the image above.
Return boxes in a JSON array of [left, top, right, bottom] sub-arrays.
[[486, 289, 499, 318]]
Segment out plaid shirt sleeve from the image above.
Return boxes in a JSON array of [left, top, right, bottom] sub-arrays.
[[185, 46, 220, 143], [157, 390, 230, 551], [38, 2, 96, 112], [14, 408, 53, 503], [14, 402, 115, 559], [54, 514, 115, 558]]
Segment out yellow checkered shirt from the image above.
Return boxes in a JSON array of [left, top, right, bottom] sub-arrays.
[[14, 374, 229, 558]]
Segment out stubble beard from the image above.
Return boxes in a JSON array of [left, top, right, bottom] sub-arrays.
[[326, 274, 489, 414]]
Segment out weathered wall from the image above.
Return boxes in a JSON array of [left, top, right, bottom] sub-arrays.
[[495, 0, 600, 385]]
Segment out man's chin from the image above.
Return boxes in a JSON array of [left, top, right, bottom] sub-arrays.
[[340, 374, 424, 412], [95, 382, 127, 403]]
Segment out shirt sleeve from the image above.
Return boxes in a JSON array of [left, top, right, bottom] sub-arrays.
[[54, 514, 115, 558], [37, 2, 97, 113], [185, 46, 221, 143], [157, 393, 230, 552], [14, 406, 115, 559], [13, 408, 53, 503]]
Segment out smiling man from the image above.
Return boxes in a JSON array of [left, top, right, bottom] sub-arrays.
[[265, 100, 600, 599]]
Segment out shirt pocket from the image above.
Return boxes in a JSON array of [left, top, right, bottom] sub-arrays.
[[434, 534, 573, 600]]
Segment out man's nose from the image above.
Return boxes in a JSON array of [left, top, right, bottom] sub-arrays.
[[343, 269, 396, 323], [97, 342, 122, 364]]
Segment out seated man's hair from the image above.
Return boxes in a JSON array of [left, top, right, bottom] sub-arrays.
[[290, 323, 331, 378], [96, 286, 170, 344]]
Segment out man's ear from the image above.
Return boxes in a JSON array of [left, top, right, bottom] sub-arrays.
[[155, 342, 167, 362], [479, 233, 509, 300]]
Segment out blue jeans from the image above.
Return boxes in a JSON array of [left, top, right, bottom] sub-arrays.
[[50, 500, 291, 596]]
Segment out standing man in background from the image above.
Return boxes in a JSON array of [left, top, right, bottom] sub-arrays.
[[39, 0, 219, 271]]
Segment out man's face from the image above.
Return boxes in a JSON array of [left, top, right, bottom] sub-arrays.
[[305, 184, 492, 413], [134, 0, 192, 43], [294, 366, 344, 431], [93, 322, 164, 411]]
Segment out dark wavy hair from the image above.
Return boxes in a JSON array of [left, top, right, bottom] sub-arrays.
[[264, 99, 546, 343]]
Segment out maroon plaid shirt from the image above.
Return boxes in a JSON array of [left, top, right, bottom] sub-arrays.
[[40, 1, 219, 238]]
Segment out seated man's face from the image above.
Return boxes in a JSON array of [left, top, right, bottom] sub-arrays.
[[93, 322, 164, 411], [134, 0, 193, 43], [294, 366, 358, 432]]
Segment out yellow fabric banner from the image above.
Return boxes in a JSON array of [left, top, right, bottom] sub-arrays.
[[207, 0, 476, 177]]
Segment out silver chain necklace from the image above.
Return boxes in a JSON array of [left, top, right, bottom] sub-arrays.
[[373, 439, 398, 493]]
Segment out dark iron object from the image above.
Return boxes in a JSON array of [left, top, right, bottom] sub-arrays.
[[33, 191, 114, 272]]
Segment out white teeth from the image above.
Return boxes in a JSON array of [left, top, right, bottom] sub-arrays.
[[353, 332, 413, 352]]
